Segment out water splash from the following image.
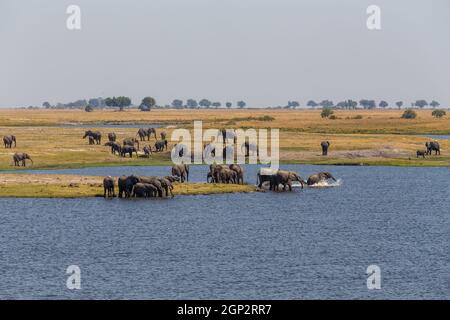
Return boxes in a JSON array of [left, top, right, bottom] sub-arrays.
[[307, 179, 343, 188]]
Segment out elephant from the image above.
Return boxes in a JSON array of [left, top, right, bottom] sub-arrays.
[[3, 135, 16, 148], [416, 150, 427, 158], [110, 142, 122, 155], [208, 163, 228, 183], [108, 132, 117, 142], [123, 138, 140, 150], [118, 175, 140, 198], [103, 176, 115, 198], [143, 145, 152, 158], [137, 128, 148, 141], [154, 139, 168, 152], [137, 176, 164, 197], [172, 163, 189, 182], [157, 177, 175, 198], [88, 136, 95, 145], [132, 183, 158, 198], [164, 176, 180, 183], [241, 142, 258, 157], [121, 146, 138, 158], [272, 170, 304, 191], [321, 141, 330, 156], [425, 141, 440, 155], [229, 164, 244, 184], [306, 172, 336, 186], [147, 128, 157, 140], [256, 167, 278, 188], [219, 168, 237, 184], [13, 153, 33, 167], [160, 131, 167, 140], [83, 130, 102, 144], [218, 129, 237, 143]]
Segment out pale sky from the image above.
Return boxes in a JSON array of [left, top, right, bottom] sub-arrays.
[[1, 0, 449, 107]]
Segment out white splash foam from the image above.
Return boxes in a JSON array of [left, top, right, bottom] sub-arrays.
[[308, 179, 343, 188]]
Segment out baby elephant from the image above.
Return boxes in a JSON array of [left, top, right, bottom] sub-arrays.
[[103, 176, 116, 198], [416, 150, 427, 158]]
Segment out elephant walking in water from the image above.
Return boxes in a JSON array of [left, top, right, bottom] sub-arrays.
[[118, 175, 140, 198], [172, 163, 189, 182], [425, 141, 440, 155], [306, 172, 336, 186], [13, 153, 33, 167], [3, 135, 16, 148], [272, 170, 304, 191], [83, 130, 102, 145], [321, 141, 330, 156], [103, 176, 116, 198]]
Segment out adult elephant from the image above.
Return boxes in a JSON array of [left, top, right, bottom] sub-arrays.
[[157, 177, 175, 198], [321, 141, 330, 156], [306, 172, 336, 186], [121, 146, 138, 158], [208, 164, 228, 183], [3, 135, 16, 148], [103, 176, 115, 198], [425, 141, 440, 155], [143, 145, 152, 158], [137, 128, 148, 141], [138, 176, 164, 197], [272, 170, 304, 191], [123, 138, 140, 150], [108, 132, 117, 142], [13, 153, 33, 167], [160, 131, 167, 140], [118, 175, 140, 198], [147, 128, 157, 140], [219, 168, 237, 184], [256, 167, 278, 188], [83, 130, 102, 145], [132, 183, 158, 198], [229, 164, 244, 184], [154, 139, 168, 152], [172, 163, 189, 182]]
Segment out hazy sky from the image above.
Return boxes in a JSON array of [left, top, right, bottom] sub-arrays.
[[1, 0, 449, 107]]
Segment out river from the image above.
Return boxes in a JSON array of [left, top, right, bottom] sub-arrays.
[[0, 164, 449, 299]]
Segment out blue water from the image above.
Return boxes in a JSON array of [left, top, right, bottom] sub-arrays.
[[0, 165, 449, 299]]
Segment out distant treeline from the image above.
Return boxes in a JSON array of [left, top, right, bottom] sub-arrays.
[[35, 97, 446, 111]]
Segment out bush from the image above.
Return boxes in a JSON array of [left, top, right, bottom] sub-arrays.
[[401, 109, 417, 119], [432, 109, 446, 118], [321, 108, 334, 118], [85, 105, 93, 112], [353, 115, 363, 119], [329, 115, 339, 120]]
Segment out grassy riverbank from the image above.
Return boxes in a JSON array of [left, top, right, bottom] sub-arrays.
[[0, 109, 449, 169], [0, 174, 256, 198]]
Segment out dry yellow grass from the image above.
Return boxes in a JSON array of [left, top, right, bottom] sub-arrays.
[[0, 108, 449, 168]]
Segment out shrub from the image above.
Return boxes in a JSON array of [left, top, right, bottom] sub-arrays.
[[321, 108, 334, 118], [401, 109, 417, 119], [352, 115, 363, 119], [432, 109, 446, 118], [329, 115, 339, 120], [85, 105, 93, 112]]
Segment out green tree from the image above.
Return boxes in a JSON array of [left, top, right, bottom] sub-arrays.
[[212, 102, 221, 108], [321, 107, 334, 118], [414, 100, 428, 109], [141, 97, 156, 110], [186, 99, 198, 109], [432, 109, 446, 118], [395, 101, 403, 109], [379, 100, 388, 109], [237, 101, 246, 109], [226, 102, 232, 109], [319, 100, 333, 109], [199, 99, 211, 108], [172, 99, 183, 109], [307, 100, 318, 108], [42, 101, 51, 108], [430, 100, 440, 109], [105, 96, 131, 111]]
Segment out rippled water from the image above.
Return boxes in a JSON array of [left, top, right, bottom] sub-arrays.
[[0, 165, 449, 299]]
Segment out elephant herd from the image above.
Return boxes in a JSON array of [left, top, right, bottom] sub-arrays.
[[207, 163, 244, 184], [257, 168, 337, 191], [2, 134, 34, 167], [83, 128, 168, 158], [416, 141, 441, 158]]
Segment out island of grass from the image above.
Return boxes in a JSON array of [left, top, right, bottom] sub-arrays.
[[0, 174, 256, 198]]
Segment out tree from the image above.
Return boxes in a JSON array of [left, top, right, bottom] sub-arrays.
[[432, 109, 446, 118], [430, 100, 440, 109], [85, 105, 94, 112], [395, 101, 403, 109], [288, 101, 300, 109], [379, 100, 388, 109], [336, 101, 347, 109], [199, 99, 211, 109], [307, 100, 318, 108], [237, 101, 246, 109], [141, 97, 156, 110], [172, 99, 183, 109], [319, 100, 333, 109], [359, 99, 376, 109], [321, 107, 334, 118], [226, 102, 232, 109], [88, 98, 105, 108], [186, 99, 198, 109], [414, 100, 428, 109], [105, 96, 131, 111], [42, 101, 51, 108], [212, 102, 221, 109], [401, 109, 417, 119]]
